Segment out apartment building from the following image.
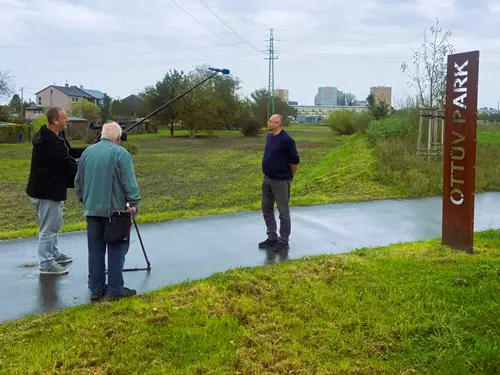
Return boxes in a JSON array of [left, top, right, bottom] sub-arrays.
[[370, 86, 392, 106], [275, 88, 289, 103]]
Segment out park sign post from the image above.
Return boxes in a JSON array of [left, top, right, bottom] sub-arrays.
[[442, 50, 479, 253]]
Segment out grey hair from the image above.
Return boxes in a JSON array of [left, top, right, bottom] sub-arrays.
[[101, 122, 122, 140]]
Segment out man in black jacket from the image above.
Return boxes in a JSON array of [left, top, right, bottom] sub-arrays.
[[26, 107, 86, 275]]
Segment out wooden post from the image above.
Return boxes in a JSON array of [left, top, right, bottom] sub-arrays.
[[442, 50, 479, 253]]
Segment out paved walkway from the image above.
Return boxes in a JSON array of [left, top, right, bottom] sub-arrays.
[[1, 192, 499, 324]]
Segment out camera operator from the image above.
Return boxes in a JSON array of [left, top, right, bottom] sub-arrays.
[[75, 122, 141, 302], [26, 107, 86, 275]]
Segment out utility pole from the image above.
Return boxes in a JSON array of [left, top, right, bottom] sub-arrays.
[[265, 29, 277, 120], [20, 87, 25, 117]]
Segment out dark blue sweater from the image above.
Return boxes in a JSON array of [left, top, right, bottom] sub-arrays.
[[262, 130, 300, 180]]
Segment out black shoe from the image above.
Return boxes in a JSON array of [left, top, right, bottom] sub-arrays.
[[91, 285, 107, 302], [259, 238, 279, 248], [105, 287, 137, 301], [274, 240, 289, 252]]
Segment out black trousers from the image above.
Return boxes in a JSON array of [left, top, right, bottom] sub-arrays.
[[261, 176, 291, 242]]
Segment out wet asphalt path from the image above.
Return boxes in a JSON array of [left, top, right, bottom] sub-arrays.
[[1, 192, 499, 324]]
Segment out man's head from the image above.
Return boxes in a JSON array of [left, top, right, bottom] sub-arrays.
[[47, 107, 68, 133], [267, 113, 283, 133], [101, 122, 123, 144]]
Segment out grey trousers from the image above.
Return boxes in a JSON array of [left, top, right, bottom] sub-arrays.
[[261, 176, 291, 242], [30, 197, 64, 269]]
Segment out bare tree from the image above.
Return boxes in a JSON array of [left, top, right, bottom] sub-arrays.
[[401, 18, 454, 109], [0, 70, 14, 99], [345, 93, 357, 106]]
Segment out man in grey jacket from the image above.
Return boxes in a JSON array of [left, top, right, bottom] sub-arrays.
[[75, 122, 141, 302]]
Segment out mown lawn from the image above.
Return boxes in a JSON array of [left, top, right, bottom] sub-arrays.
[[1, 123, 500, 240], [1, 230, 499, 374]]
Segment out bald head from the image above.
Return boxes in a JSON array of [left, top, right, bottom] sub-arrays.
[[266, 113, 283, 134], [101, 122, 123, 143]]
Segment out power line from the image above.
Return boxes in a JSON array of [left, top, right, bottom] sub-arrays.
[[169, 0, 250, 55], [277, 50, 500, 67], [197, 0, 263, 54], [0, 41, 267, 65], [277, 39, 500, 57], [276, 39, 412, 51], [7, 52, 261, 74], [278, 50, 406, 62]]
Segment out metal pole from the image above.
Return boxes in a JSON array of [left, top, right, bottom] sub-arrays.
[[93, 71, 219, 143]]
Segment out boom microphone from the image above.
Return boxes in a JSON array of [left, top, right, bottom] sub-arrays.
[[208, 67, 230, 75], [91, 66, 231, 143]]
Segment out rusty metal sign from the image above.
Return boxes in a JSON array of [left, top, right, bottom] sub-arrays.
[[442, 51, 480, 253]]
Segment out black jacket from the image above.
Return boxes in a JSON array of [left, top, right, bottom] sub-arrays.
[[26, 126, 86, 201]]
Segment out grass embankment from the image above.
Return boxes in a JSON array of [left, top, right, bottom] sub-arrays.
[[1, 124, 499, 240], [1, 230, 499, 374]]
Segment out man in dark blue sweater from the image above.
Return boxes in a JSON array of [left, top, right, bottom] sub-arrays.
[[259, 114, 300, 251]]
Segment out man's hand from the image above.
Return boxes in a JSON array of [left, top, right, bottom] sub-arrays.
[[127, 205, 137, 215]]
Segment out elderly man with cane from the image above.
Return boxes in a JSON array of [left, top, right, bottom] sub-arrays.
[[75, 122, 141, 302]]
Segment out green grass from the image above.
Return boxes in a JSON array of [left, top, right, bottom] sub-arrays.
[[1, 124, 500, 240], [0, 125, 338, 239], [1, 230, 499, 374]]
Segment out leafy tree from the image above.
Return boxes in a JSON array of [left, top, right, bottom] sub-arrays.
[[174, 66, 233, 138], [373, 101, 390, 120], [68, 99, 101, 123], [0, 106, 11, 122], [185, 64, 245, 130], [141, 69, 189, 136], [110, 98, 138, 119], [250, 88, 293, 126], [175, 83, 222, 138], [9, 94, 22, 114], [366, 93, 376, 112], [101, 94, 112, 123], [366, 93, 390, 120], [401, 18, 454, 108], [23, 100, 35, 109]]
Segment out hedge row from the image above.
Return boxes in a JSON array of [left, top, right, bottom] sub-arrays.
[[0, 124, 32, 144]]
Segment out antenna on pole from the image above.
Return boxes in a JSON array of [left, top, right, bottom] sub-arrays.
[[265, 29, 278, 120]]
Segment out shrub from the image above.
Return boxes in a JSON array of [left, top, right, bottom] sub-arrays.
[[353, 111, 373, 135], [240, 119, 262, 137], [85, 129, 100, 144], [0, 124, 31, 143], [32, 115, 47, 133], [325, 110, 356, 135], [122, 141, 138, 155], [366, 117, 418, 145], [144, 121, 158, 134]]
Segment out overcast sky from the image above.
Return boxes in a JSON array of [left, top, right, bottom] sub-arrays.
[[1, 0, 499, 109]]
